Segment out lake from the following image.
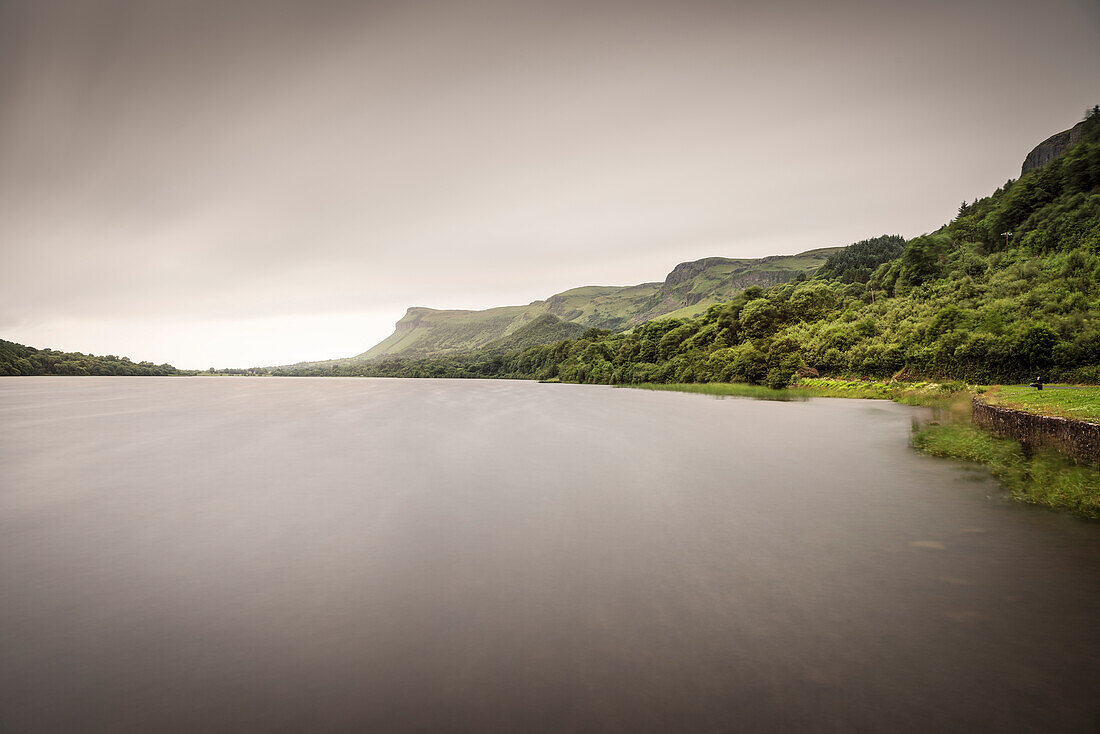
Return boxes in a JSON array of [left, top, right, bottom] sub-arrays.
[[1, 377, 1098, 732]]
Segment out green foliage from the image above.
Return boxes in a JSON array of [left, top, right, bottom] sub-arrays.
[[738, 299, 779, 338], [815, 234, 905, 283], [897, 233, 952, 289], [0, 339, 181, 376], [788, 282, 840, 321]]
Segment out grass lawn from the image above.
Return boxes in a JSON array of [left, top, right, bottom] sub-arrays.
[[983, 384, 1100, 423]]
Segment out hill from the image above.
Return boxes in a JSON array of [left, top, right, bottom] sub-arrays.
[[350, 247, 840, 362], [483, 314, 588, 353], [274, 106, 1100, 386]]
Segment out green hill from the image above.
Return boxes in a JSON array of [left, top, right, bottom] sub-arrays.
[[351, 247, 840, 362], [356, 304, 533, 361], [483, 314, 587, 353], [275, 106, 1100, 386]]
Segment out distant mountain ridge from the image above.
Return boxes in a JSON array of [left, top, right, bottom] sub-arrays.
[[352, 247, 840, 362]]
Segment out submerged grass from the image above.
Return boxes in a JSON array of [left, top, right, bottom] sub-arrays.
[[912, 422, 1100, 519], [624, 378, 1100, 519], [625, 378, 974, 407], [623, 382, 814, 401], [792, 377, 974, 407]]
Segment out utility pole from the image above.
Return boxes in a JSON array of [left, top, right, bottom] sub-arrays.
[[1002, 231, 1012, 249]]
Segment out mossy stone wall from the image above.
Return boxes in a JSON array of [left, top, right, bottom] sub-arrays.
[[972, 397, 1100, 466]]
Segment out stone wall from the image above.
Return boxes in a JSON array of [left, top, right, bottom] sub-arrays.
[[972, 397, 1100, 466]]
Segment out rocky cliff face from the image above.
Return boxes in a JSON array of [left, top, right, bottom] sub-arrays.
[[727, 269, 798, 290], [663, 257, 730, 286], [394, 307, 433, 330], [1021, 120, 1087, 175], [659, 253, 826, 297]]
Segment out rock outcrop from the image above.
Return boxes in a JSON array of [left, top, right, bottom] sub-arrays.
[[663, 258, 730, 286], [1021, 120, 1087, 175]]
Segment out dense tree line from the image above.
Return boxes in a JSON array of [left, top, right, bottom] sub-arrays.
[[814, 235, 906, 284], [274, 107, 1100, 387], [0, 339, 182, 376]]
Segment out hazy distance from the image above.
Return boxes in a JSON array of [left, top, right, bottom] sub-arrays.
[[1, 0, 1098, 369]]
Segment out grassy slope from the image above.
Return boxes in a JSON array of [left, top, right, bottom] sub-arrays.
[[543, 282, 662, 330], [484, 314, 587, 352], [357, 305, 532, 360]]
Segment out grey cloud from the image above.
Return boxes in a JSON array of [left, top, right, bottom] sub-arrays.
[[1, 0, 1098, 365]]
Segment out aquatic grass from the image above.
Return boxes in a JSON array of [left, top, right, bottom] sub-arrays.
[[621, 382, 814, 401], [793, 377, 975, 407], [912, 422, 1100, 519], [911, 421, 1024, 465], [624, 378, 1099, 518], [623, 378, 975, 407]]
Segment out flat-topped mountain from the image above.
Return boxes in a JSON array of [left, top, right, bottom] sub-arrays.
[[353, 247, 840, 361]]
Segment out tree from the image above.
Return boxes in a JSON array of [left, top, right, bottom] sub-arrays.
[[1013, 324, 1058, 374]]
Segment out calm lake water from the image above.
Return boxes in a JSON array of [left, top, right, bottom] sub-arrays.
[[1, 377, 1099, 733]]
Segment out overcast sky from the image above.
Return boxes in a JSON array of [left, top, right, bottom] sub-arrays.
[[1, 0, 1098, 369]]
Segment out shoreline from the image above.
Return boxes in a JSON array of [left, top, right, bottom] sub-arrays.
[[621, 380, 1100, 519]]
